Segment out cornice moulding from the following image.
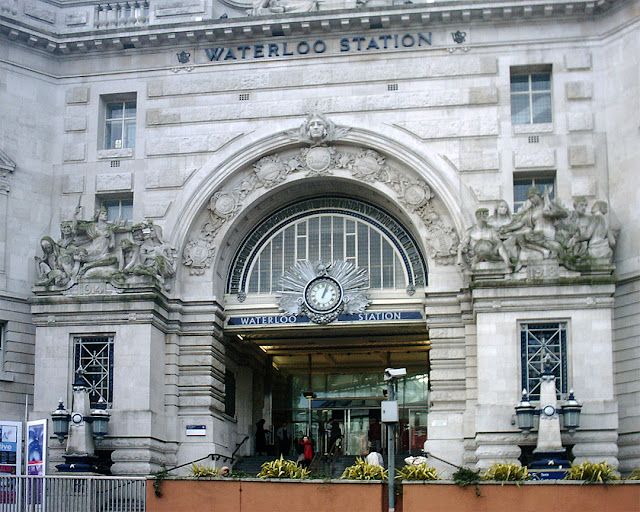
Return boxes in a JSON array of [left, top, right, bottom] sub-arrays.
[[0, 0, 626, 55]]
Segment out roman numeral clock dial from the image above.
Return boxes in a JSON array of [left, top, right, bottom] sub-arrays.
[[304, 277, 342, 313]]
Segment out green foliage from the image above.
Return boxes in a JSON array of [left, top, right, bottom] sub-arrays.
[[564, 461, 620, 483], [189, 462, 220, 477], [230, 469, 249, 478], [153, 467, 168, 497], [452, 467, 482, 497], [452, 467, 481, 487], [258, 456, 310, 479], [341, 457, 388, 481], [397, 463, 439, 481], [482, 462, 529, 483], [627, 468, 640, 480]]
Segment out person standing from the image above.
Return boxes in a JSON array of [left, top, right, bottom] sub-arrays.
[[328, 420, 342, 454], [256, 419, 267, 455], [276, 422, 291, 456], [300, 436, 314, 468]]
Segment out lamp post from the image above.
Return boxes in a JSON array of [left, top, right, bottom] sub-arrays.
[[514, 357, 582, 479], [383, 368, 406, 512], [51, 375, 111, 473], [302, 391, 316, 437]]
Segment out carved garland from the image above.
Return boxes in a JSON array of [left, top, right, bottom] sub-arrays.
[[183, 115, 460, 275]]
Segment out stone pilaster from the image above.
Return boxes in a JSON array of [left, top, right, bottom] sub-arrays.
[[424, 291, 467, 471]]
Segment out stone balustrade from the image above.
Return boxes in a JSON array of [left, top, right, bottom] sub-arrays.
[[94, 1, 150, 29]]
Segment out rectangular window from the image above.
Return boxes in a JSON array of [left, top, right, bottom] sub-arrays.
[[103, 96, 137, 149], [511, 69, 552, 125], [521, 322, 567, 401], [513, 175, 555, 212], [74, 335, 114, 407], [101, 197, 133, 224], [0, 322, 5, 372], [224, 370, 236, 418]]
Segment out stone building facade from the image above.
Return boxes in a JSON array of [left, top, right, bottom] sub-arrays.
[[0, 0, 638, 475]]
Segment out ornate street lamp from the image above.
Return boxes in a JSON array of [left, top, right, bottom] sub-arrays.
[[90, 397, 111, 440], [515, 389, 536, 432], [514, 357, 583, 479], [514, 389, 582, 434], [52, 376, 112, 473], [560, 390, 582, 433], [51, 399, 70, 443]]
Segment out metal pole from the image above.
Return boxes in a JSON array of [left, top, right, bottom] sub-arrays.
[[308, 397, 312, 437], [387, 379, 395, 512]]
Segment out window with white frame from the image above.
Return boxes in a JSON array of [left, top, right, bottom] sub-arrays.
[[513, 175, 555, 212], [74, 335, 114, 407], [103, 96, 136, 150], [510, 69, 552, 125], [521, 322, 567, 401], [100, 196, 133, 224]]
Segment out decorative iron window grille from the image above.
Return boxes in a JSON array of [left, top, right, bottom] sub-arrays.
[[521, 322, 567, 401], [74, 335, 114, 407]]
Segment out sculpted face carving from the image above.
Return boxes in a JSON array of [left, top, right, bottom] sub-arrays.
[[306, 117, 327, 142], [574, 197, 588, 215]]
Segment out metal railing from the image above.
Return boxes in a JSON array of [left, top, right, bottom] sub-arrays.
[[0, 475, 145, 512]]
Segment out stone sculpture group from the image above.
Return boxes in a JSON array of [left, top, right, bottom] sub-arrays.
[[460, 186, 616, 274], [35, 206, 176, 290]]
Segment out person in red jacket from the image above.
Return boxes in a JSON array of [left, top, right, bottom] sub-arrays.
[[300, 436, 314, 468]]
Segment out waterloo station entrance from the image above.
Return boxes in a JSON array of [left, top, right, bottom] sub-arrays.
[[214, 134, 440, 463], [226, 322, 430, 458]]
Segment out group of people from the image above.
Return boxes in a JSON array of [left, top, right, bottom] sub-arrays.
[[255, 419, 316, 467]]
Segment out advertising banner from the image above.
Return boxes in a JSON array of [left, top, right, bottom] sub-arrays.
[[0, 421, 21, 476], [26, 420, 47, 476]]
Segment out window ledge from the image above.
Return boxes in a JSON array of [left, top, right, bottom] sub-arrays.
[[513, 123, 554, 135], [97, 148, 134, 159]]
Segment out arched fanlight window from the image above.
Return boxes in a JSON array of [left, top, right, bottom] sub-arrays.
[[227, 197, 427, 297]]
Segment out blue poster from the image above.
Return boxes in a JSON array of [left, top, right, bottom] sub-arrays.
[[26, 420, 46, 476]]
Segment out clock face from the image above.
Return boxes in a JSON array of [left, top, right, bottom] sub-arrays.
[[72, 413, 83, 424], [304, 277, 342, 314], [543, 405, 556, 417]]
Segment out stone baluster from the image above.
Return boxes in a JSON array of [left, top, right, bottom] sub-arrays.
[[0, 0, 18, 15]]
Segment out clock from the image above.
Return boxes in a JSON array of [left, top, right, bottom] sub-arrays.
[[542, 405, 556, 417], [72, 413, 83, 424], [304, 277, 343, 314]]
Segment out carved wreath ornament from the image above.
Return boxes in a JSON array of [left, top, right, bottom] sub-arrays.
[[277, 260, 370, 324], [182, 111, 461, 276]]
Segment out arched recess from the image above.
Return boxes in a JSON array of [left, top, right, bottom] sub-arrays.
[[173, 120, 472, 300], [226, 194, 428, 298]]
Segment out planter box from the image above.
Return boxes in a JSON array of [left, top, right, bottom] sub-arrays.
[[147, 478, 640, 512], [146, 478, 385, 512], [402, 481, 640, 512]]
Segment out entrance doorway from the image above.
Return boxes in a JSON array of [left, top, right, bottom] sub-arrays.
[[230, 323, 430, 457], [279, 374, 430, 457]]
